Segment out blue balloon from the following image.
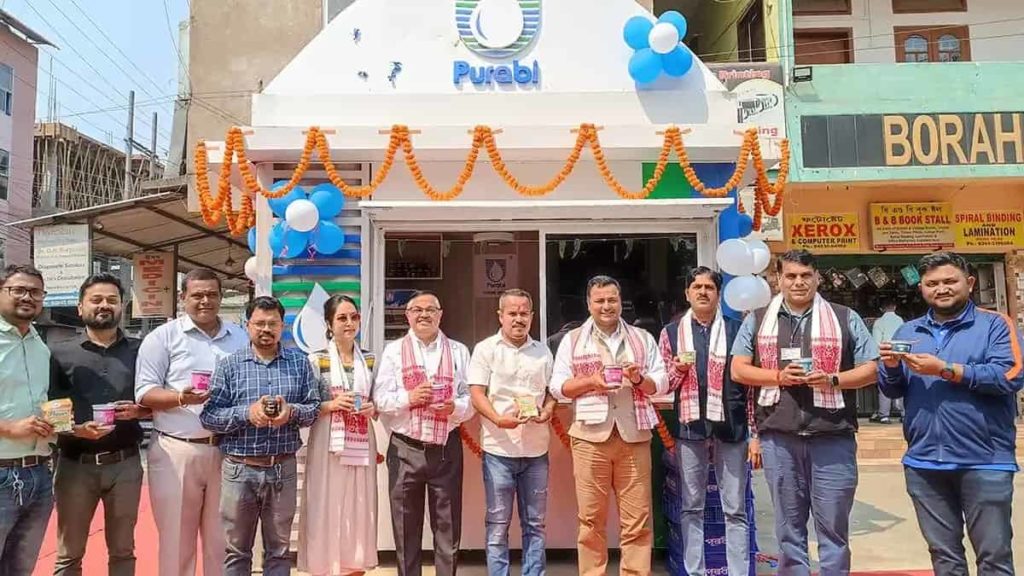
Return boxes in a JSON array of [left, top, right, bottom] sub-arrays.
[[658, 10, 688, 39], [247, 227, 257, 254], [282, 228, 310, 259], [623, 16, 653, 50], [309, 183, 345, 219], [662, 46, 694, 77], [268, 222, 286, 256], [737, 213, 754, 238], [267, 182, 306, 218], [312, 221, 346, 255], [629, 48, 662, 84]]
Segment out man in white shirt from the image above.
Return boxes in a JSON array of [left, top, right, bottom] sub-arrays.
[[135, 269, 248, 576], [469, 289, 555, 576], [870, 300, 905, 424], [550, 275, 668, 576], [374, 290, 474, 576]]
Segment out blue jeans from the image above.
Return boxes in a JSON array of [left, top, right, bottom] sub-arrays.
[[676, 439, 750, 576], [0, 464, 54, 576], [905, 466, 1015, 576], [482, 452, 549, 576], [761, 433, 858, 576], [219, 457, 298, 576]]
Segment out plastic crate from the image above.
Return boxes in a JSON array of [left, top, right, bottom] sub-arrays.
[[662, 447, 680, 472], [662, 491, 682, 524], [666, 552, 759, 576], [664, 468, 680, 497]]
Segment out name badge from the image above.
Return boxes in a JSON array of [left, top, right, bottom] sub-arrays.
[[780, 348, 802, 362]]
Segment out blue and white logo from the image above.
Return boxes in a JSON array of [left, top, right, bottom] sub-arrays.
[[456, 0, 541, 59]]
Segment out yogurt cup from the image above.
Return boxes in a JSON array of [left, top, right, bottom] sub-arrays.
[[92, 403, 116, 426], [890, 340, 913, 354], [190, 371, 212, 392], [603, 365, 624, 387], [677, 351, 696, 364]]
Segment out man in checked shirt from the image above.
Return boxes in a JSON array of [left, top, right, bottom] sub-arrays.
[[200, 296, 320, 576]]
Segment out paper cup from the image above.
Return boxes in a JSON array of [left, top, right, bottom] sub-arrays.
[[92, 403, 116, 426], [262, 397, 280, 417], [890, 341, 913, 354], [603, 365, 624, 387], [796, 358, 814, 373], [677, 351, 696, 364], [191, 371, 212, 392]]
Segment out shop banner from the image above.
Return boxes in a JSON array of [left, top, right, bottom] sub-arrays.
[[33, 224, 91, 308], [132, 252, 175, 319], [787, 213, 860, 252], [870, 202, 954, 251], [474, 254, 517, 298], [955, 210, 1024, 249]]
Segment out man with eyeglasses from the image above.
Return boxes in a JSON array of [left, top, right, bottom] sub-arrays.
[[135, 269, 248, 576], [49, 273, 149, 576], [200, 296, 320, 576], [375, 290, 474, 576], [0, 265, 55, 575]]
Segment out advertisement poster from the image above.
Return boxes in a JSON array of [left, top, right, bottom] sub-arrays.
[[788, 213, 860, 252], [870, 202, 954, 251], [474, 254, 517, 298], [131, 252, 175, 318], [33, 224, 91, 308], [739, 186, 783, 242], [954, 210, 1024, 249]]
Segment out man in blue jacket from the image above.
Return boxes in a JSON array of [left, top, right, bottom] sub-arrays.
[[878, 251, 1023, 576]]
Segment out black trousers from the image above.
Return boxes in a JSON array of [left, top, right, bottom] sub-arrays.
[[387, 429, 464, 576]]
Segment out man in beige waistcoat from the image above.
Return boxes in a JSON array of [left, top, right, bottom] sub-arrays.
[[550, 275, 668, 576]]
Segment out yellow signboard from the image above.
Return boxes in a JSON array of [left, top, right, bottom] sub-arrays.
[[788, 213, 860, 252], [955, 210, 1024, 249], [870, 202, 954, 251]]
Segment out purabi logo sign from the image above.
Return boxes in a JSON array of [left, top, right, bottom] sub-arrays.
[[453, 0, 541, 87]]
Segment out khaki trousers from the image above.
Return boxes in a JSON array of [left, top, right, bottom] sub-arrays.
[[147, 433, 225, 576], [571, 429, 653, 576]]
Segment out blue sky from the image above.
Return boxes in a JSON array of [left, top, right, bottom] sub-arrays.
[[4, 0, 189, 158]]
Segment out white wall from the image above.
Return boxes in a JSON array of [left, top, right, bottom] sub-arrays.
[[793, 0, 1024, 63]]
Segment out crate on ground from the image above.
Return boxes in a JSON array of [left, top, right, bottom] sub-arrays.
[[666, 552, 759, 576], [662, 447, 679, 473], [663, 468, 681, 497]]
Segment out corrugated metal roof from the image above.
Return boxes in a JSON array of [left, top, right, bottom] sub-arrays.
[[0, 9, 55, 47]]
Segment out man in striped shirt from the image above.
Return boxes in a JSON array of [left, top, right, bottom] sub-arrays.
[[200, 296, 320, 576]]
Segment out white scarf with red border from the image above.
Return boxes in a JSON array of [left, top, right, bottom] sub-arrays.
[[676, 308, 727, 423]]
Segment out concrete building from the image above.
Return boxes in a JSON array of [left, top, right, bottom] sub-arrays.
[[0, 10, 51, 267], [777, 0, 1024, 413]]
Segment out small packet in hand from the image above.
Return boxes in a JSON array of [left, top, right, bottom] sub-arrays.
[[42, 399, 74, 433], [516, 396, 539, 419]]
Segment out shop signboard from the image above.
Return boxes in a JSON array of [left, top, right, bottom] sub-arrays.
[[454, 0, 542, 87], [739, 186, 783, 242], [955, 210, 1024, 249], [707, 63, 785, 143], [474, 254, 517, 298], [131, 252, 175, 319], [870, 202, 955, 251], [33, 224, 91, 308], [787, 213, 859, 252]]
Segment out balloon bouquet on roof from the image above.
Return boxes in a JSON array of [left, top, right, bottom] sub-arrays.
[[622, 10, 695, 84], [243, 182, 347, 282]]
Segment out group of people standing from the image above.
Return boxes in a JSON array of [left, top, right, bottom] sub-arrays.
[[0, 245, 1019, 576]]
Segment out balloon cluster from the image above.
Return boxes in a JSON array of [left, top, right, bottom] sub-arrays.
[[243, 182, 347, 259], [717, 237, 773, 312], [622, 11, 694, 84]]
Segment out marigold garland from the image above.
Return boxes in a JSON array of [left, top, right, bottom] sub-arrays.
[[549, 411, 573, 452], [655, 410, 675, 454], [194, 124, 790, 235], [459, 426, 484, 459]]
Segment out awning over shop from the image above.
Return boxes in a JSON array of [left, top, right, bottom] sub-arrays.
[[360, 198, 734, 222], [10, 179, 249, 290]]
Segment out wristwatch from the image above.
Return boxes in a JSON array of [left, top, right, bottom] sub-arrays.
[[939, 362, 956, 381], [630, 372, 644, 385], [830, 374, 841, 389]]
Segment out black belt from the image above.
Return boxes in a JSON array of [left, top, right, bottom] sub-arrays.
[[159, 431, 220, 446], [225, 453, 294, 468], [393, 432, 453, 450], [0, 455, 51, 468], [63, 446, 139, 466]]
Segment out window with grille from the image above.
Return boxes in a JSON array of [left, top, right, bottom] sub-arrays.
[[0, 149, 9, 201], [895, 26, 970, 62], [892, 0, 967, 13], [0, 64, 12, 116], [793, 0, 852, 15]]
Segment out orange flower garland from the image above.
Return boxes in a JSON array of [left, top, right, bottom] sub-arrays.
[[549, 411, 573, 452], [655, 410, 675, 454], [194, 124, 789, 235], [460, 426, 484, 459]]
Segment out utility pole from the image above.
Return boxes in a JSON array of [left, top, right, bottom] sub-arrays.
[[123, 90, 160, 199]]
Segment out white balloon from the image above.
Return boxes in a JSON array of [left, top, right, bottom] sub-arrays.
[[723, 275, 761, 312], [244, 256, 259, 282], [285, 199, 319, 232], [648, 22, 681, 54], [746, 238, 772, 274], [752, 276, 772, 309], [716, 239, 755, 276]]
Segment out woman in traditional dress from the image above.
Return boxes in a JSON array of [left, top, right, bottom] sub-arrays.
[[299, 295, 378, 576]]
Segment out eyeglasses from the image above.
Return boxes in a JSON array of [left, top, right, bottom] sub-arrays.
[[249, 321, 282, 330], [334, 313, 361, 323], [3, 286, 47, 301], [406, 307, 441, 316]]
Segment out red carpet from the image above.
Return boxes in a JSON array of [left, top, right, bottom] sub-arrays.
[[31, 485, 931, 575]]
